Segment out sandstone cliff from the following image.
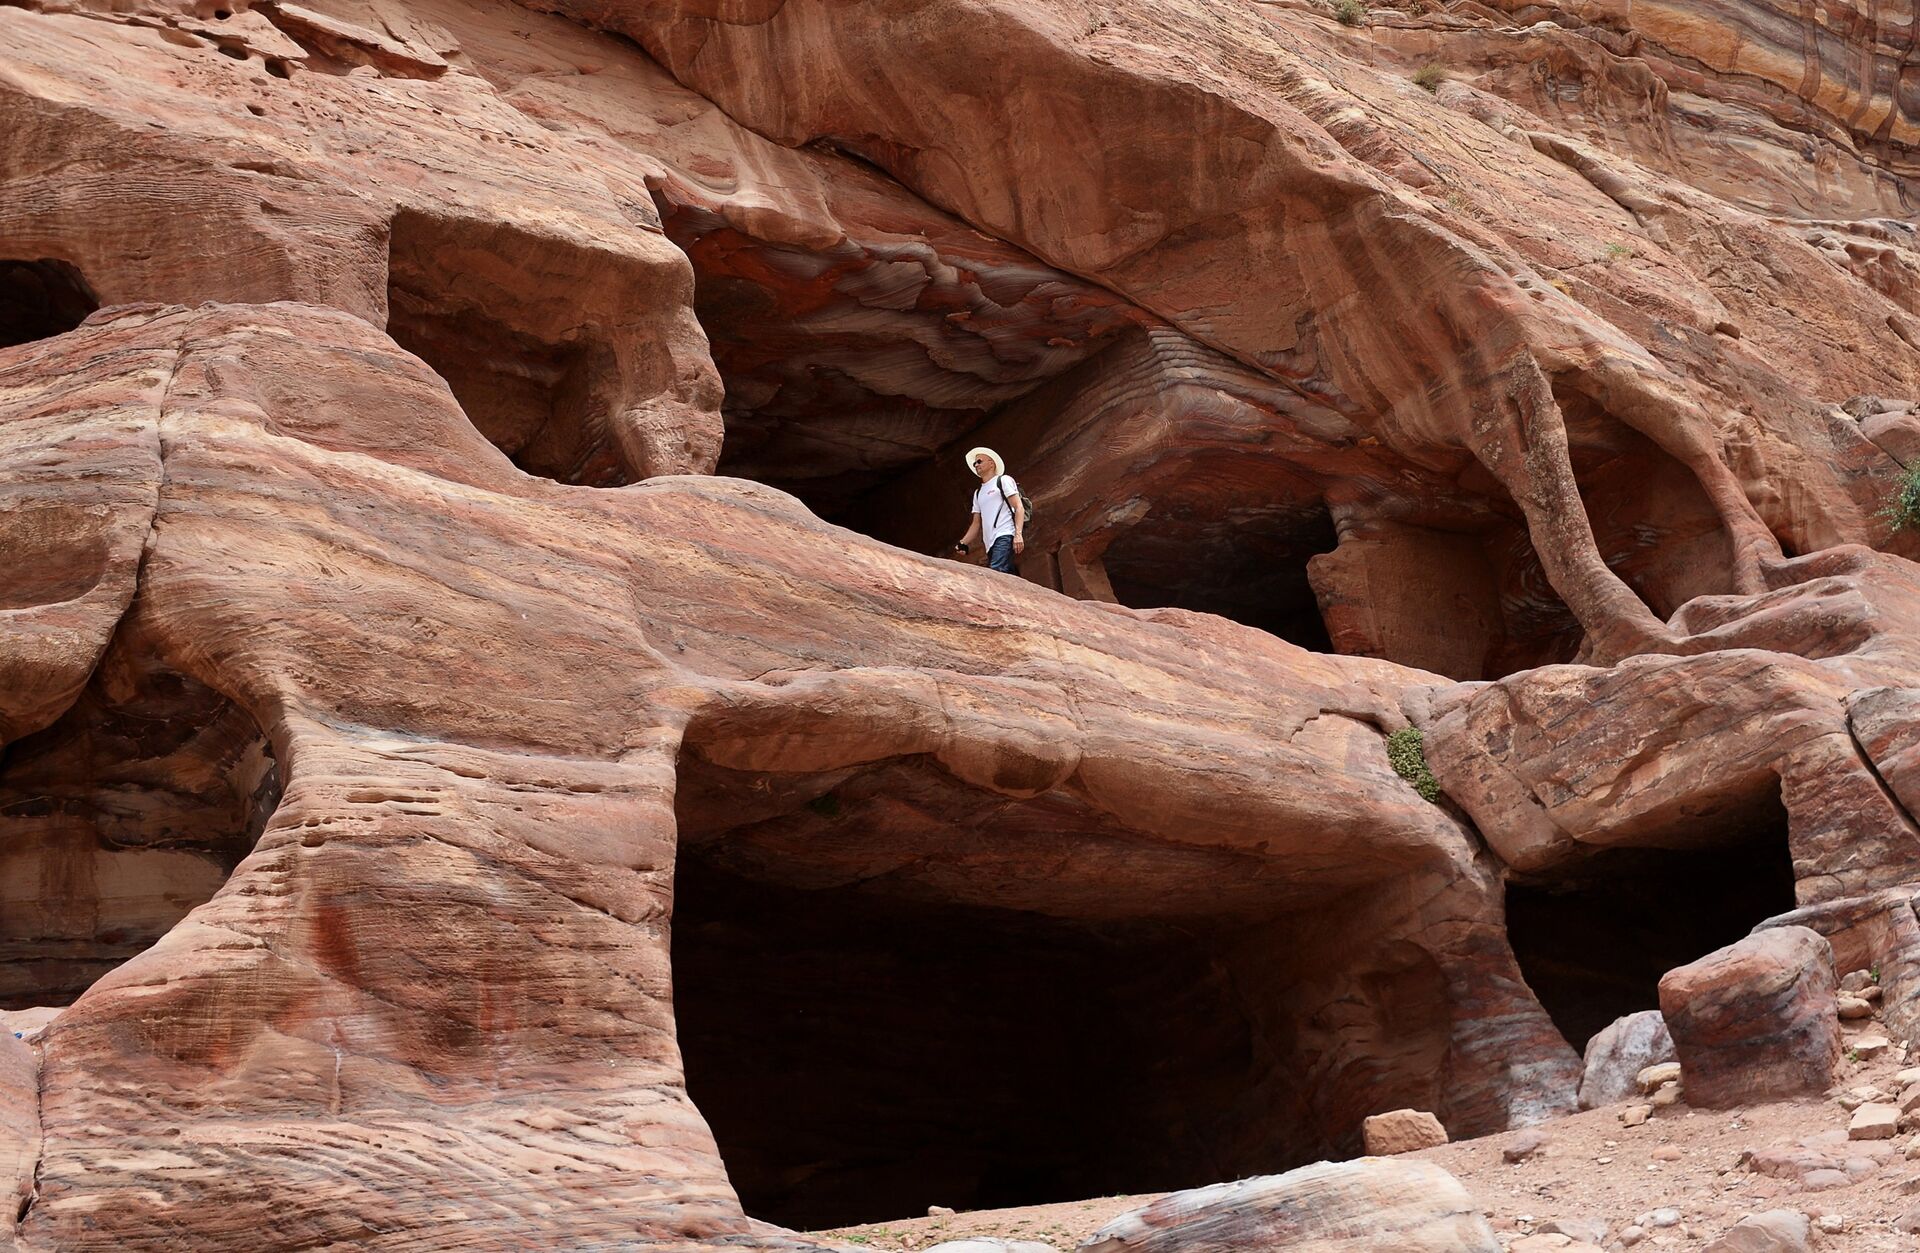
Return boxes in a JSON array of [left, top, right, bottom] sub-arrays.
[[3, 0, 1920, 1248]]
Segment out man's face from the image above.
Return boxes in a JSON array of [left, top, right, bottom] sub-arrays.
[[972, 454, 995, 482]]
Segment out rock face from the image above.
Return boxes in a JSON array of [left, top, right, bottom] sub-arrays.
[[1578, 1011, 1678, 1110], [1077, 1159, 1499, 1253], [2, 0, 1920, 1246], [0, 302, 1576, 1246], [1659, 928, 1844, 1108]]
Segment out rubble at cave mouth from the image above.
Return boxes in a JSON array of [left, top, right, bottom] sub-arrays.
[[0, 259, 99, 350], [0, 654, 280, 1010], [1504, 802, 1798, 1052]]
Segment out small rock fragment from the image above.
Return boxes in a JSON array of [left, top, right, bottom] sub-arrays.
[[1618, 1224, 1646, 1246], [1361, 1108, 1447, 1155], [1635, 1207, 1681, 1229], [927, 1205, 955, 1217], [1850, 1034, 1891, 1058], [1636, 1062, 1683, 1093], [1650, 1081, 1682, 1108], [1849, 1103, 1899, 1140], [1650, 1145, 1681, 1162], [1621, 1104, 1653, 1127], [1503, 1128, 1550, 1163], [1837, 996, 1874, 1020], [1699, 1209, 1813, 1252], [1536, 1217, 1607, 1243]]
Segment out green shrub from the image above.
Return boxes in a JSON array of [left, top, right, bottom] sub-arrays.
[[1886, 466, 1920, 533], [1604, 241, 1635, 261], [1412, 63, 1446, 91], [1333, 0, 1366, 25], [1387, 728, 1442, 803]]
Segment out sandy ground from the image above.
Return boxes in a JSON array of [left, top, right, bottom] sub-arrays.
[[815, 1018, 1920, 1251]]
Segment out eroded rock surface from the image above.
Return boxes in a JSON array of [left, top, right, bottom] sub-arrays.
[[4, 0, 1920, 1246]]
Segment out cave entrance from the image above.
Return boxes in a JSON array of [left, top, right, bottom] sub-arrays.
[[385, 210, 627, 486], [1504, 793, 1797, 1051], [1100, 500, 1338, 650], [0, 651, 279, 1010], [674, 858, 1264, 1230], [0, 259, 99, 350], [670, 752, 1461, 1231]]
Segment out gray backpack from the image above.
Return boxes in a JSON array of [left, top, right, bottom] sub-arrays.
[[997, 474, 1035, 523]]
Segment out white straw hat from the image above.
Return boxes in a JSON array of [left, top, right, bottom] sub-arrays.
[[963, 446, 1004, 477]]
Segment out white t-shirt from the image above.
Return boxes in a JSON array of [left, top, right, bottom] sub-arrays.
[[972, 474, 1022, 543]]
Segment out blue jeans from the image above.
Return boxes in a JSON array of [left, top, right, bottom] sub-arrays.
[[987, 535, 1017, 574]]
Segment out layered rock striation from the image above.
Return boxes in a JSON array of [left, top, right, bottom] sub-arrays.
[[3, 0, 1920, 1248]]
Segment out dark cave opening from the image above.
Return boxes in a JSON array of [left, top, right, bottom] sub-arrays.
[[0, 259, 99, 350], [662, 747, 1467, 1232], [1504, 797, 1798, 1052], [0, 654, 280, 1010], [1101, 502, 1339, 650], [672, 855, 1277, 1231]]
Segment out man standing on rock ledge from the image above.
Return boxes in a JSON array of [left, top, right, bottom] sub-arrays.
[[953, 446, 1025, 575]]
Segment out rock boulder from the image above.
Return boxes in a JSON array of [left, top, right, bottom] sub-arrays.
[[1579, 1011, 1678, 1110], [1659, 928, 1843, 1108], [1077, 1159, 1499, 1252]]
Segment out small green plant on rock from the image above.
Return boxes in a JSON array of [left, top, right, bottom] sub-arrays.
[[1333, 0, 1367, 25], [1412, 63, 1446, 92], [1605, 241, 1635, 262], [1885, 466, 1920, 533], [1387, 727, 1442, 803]]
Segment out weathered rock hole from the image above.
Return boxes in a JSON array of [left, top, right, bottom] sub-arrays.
[[385, 209, 629, 486], [1504, 791, 1795, 1051], [0, 259, 99, 349], [0, 652, 280, 1010], [264, 58, 291, 78], [672, 755, 1462, 1230], [1559, 385, 1740, 618], [1102, 501, 1339, 649]]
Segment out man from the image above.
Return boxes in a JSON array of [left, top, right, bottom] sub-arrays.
[[952, 446, 1024, 574]]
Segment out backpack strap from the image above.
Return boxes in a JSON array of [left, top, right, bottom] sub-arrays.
[[998, 474, 1019, 526]]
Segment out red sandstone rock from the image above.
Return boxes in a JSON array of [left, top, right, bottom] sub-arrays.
[[1078, 1159, 1499, 1253], [1659, 928, 1844, 1108], [3, 0, 1920, 1245], [0, 303, 1576, 1248], [1362, 1109, 1449, 1155], [572, 0, 1920, 664]]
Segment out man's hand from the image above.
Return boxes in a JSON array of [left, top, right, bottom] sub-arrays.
[[953, 542, 969, 557], [1013, 536, 1025, 554]]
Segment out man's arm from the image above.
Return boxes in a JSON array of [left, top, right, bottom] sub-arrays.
[[955, 511, 983, 555], [1010, 494, 1026, 554]]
